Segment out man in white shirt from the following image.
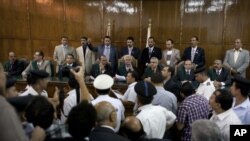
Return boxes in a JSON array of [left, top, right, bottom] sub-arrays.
[[19, 70, 49, 97], [194, 66, 215, 100], [230, 75, 250, 124], [210, 89, 241, 141], [134, 81, 176, 139], [91, 74, 125, 132]]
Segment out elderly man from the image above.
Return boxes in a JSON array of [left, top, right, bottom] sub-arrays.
[[89, 101, 129, 141], [223, 38, 249, 77], [208, 59, 231, 88], [143, 57, 163, 81], [91, 55, 113, 78]]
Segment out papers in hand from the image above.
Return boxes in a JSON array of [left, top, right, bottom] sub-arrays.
[[111, 89, 124, 99], [115, 74, 126, 81]]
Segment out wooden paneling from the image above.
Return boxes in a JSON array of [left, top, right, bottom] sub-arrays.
[[0, 0, 250, 78]]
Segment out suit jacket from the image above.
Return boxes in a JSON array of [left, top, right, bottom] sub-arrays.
[[143, 65, 163, 79], [223, 49, 250, 77], [53, 44, 77, 65], [161, 48, 180, 67], [22, 60, 52, 77], [4, 59, 24, 77], [141, 47, 162, 66], [163, 78, 180, 102], [175, 66, 199, 89], [91, 63, 114, 78], [89, 126, 129, 141], [181, 47, 205, 68], [76, 45, 96, 75], [118, 63, 138, 77], [207, 67, 231, 86], [96, 45, 118, 73], [120, 46, 141, 59]]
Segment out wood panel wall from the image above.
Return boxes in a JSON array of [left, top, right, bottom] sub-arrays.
[[0, 0, 250, 78]]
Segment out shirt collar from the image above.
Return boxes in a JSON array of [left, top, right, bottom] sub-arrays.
[[234, 48, 242, 52], [138, 104, 153, 111], [128, 82, 137, 88], [215, 108, 234, 121], [105, 45, 110, 49], [233, 98, 250, 109], [202, 78, 211, 85], [100, 125, 115, 132]]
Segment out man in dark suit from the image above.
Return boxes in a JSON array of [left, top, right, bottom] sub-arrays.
[[161, 65, 180, 102], [89, 101, 129, 141], [175, 60, 198, 89], [58, 54, 78, 80], [4, 52, 24, 78], [140, 37, 162, 71], [208, 59, 231, 88], [181, 36, 205, 69], [91, 55, 113, 78], [143, 57, 163, 81], [120, 36, 141, 60], [90, 36, 118, 74]]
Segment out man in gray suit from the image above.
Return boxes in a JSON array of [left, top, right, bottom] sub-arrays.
[[53, 36, 76, 73], [160, 39, 180, 68], [223, 38, 249, 77]]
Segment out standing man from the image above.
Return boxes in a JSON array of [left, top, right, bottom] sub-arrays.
[[4, 51, 24, 78], [140, 37, 162, 71], [181, 36, 205, 69], [223, 38, 249, 77], [119, 36, 141, 60], [76, 36, 95, 75], [161, 39, 180, 67], [53, 36, 76, 73]]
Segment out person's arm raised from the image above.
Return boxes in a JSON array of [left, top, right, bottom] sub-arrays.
[[70, 66, 91, 102]]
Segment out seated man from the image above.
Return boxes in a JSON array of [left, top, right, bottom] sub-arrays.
[[175, 59, 198, 89], [22, 51, 51, 78], [143, 57, 163, 81], [91, 55, 113, 78], [58, 53, 78, 80], [4, 51, 25, 78], [208, 59, 231, 88]]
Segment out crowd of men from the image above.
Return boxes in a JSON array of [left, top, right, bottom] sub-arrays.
[[1, 35, 250, 141]]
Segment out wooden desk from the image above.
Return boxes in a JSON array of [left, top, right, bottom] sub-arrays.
[[15, 79, 134, 116]]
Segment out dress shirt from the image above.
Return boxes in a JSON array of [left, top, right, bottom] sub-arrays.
[[232, 98, 250, 124], [122, 82, 137, 103], [234, 48, 242, 63], [104, 45, 111, 61], [128, 47, 133, 55], [191, 47, 197, 62], [61, 89, 77, 123]]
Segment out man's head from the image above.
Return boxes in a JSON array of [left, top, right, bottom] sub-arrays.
[[0, 63, 6, 96], [127, 36, 134, 48], [194, 66, 207, 83], [148, 36, 155, 48], [190, 36, 199, 47], [122, 116, 144, 140], [149, 57, 158, 69], [230, 75, 250, 98], [33, 51, 44, 61], [134, 81, 157, 105], [126, 71, 139, 84], [94, 74, 114, 95], [65, 54, 74, 64], [27, 70, 49, 90], [180, 81, 195, 98], [213, 59, 222, 70], [123, 55, 133, 66], [234, 38, 242, 50], [95, 101, 117, 128], [61, 36, 68, 46], [8, 52, 16, 62], [161, 65, 174, 79], [67, 100, 97, 140], [192, 119, 222, 141], [5, 77, 18, 98], [166, 39, 174, 50], [184, 60, 192, 70], [25, 96, 54, 130], [104, 36, 111, 46], [209, 89, 233, 114], [151, 73, 164, 85], [100, 55, 108, 66], [81, 36, 88, 46]]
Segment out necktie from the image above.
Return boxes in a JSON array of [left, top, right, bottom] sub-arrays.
[[191, 48, 195, 62], [186, 70, 190, 80], [149, 48, 152, 58], [104, 46, 110, 61], [216, 70, 220, 76]]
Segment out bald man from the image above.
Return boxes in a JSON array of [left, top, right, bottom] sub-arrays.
[[89, 101, 129, 141], [4, 52, 24, 78]]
